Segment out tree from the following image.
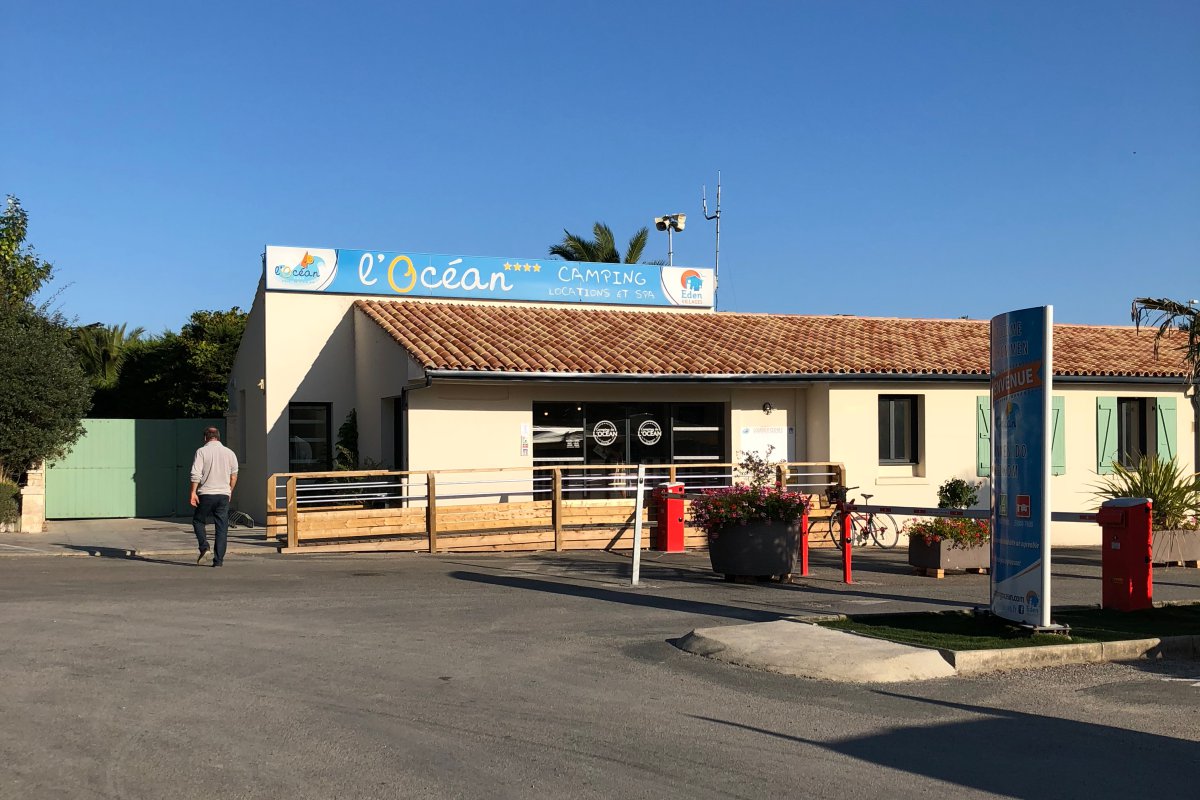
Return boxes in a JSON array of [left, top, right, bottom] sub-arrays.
[[90, 308, 247, 418], [0, 306, 92, 483], [549, 222, 661, 264], [0, 196, 91, 482], [1132, 298, 1199, 387], [72, 322, 146, 389], [1132, 297, 1200, 467], [0, 196, 54, 307]]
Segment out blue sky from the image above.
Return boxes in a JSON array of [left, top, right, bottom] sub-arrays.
[[4, 1, 1197, 332]]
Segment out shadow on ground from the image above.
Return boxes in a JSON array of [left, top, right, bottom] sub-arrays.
[[692, 691, 1195, 797], [54, 545, 198, 568]]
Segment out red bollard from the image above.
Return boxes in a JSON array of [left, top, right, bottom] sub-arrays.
[[1099, 498, 1153, 611], [841, 507, 853, 584], [801, 506, 811, 575], [653, 483, 686, 552]]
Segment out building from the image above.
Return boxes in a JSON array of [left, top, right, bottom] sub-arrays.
[[227, 245, 1195, 546]]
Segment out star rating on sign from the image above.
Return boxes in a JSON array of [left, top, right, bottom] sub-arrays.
[[502, 262, 541, 272]]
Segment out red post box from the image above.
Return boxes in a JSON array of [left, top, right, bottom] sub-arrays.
[[1098, 498, 1153, 611], [654, 483, 685, 552]]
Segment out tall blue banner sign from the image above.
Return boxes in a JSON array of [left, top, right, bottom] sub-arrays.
[[990, 306, 1053, 627], [263, 245, 715, 309]]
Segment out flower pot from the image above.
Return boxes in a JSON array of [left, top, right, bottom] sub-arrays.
[[1151, 529, 1200, 565], [908, 537, 989, 574], [708, 520, 800, 579]]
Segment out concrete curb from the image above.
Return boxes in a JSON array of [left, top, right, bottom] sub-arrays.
[[944, 635, 1200, 676], [676, 617, 1200, 683], [675, 619, 958, 683]]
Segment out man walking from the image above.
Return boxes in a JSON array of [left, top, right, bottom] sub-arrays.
[[190, 426, 239, 567]]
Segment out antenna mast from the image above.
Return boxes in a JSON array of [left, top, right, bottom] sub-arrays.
[[702, 171, 722, 310]]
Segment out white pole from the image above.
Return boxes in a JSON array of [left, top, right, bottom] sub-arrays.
[[632, 464, 646, 586]]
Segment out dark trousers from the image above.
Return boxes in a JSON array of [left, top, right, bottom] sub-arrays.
[[193, 493, 230, 563]]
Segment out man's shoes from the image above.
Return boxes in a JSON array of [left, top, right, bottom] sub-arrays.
[[212, 561, 222, 568], [197, 549, 213, 566]]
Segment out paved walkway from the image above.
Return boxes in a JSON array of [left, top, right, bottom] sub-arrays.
[[3, 522, 1198, 681]]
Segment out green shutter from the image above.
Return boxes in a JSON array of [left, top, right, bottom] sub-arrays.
[[1156, 396, 1178, 462], [1096, 397, 1117, 474], [976, 396, 991, 477], [1051, 396, 1065, 476]]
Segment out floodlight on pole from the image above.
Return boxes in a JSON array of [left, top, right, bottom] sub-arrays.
[[654, 213, 686, 265]]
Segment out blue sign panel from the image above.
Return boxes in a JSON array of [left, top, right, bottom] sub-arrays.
[[263, 246, 715, 309], [990, 306, 1053, 627]]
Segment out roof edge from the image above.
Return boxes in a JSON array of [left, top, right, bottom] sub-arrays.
[[424, 369, 1187, 385]]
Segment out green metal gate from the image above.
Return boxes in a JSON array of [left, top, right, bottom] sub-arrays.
[[46, 419, 225, 519]]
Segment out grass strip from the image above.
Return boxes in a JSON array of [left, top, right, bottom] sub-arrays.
[[819, 604, 1200, 651]]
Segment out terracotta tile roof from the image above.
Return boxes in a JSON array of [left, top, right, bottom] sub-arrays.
[[356, 300, 1189, 379]]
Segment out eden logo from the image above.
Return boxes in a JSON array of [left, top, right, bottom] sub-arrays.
[[1016, 495, 1031, 518]]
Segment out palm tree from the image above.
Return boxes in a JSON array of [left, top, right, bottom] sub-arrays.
[[1132, 297, 1200, 467], [73, 322, 146, 389], [1132, 298, 1199, 385], [549, 222, 661, 264]]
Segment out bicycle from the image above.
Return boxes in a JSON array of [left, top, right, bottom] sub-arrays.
[[811, 485, 900, 549]]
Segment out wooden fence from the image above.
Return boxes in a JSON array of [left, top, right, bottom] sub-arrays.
[[266, 461, 844, 555]]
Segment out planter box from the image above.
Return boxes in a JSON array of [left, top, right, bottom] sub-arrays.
[[908, 537, 989, 577], [708, 521, 800, 579], [1152, 529, 1200, 565]]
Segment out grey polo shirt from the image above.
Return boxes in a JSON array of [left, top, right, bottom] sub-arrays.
[[191, 441, 239, 496]]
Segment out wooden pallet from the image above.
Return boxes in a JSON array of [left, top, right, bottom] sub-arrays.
[[916, 566, 990, 579]]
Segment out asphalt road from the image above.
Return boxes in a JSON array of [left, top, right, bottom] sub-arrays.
[[1, 551, 1197, 799]]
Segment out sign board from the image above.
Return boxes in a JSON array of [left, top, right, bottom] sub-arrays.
[[264, 245, 715, 309], [989, 306, 1053, 627], [739, 426, 793, 464]]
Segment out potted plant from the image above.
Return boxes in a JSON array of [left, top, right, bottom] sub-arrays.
[[689, 448, 810, 580], [906, 478, 991, 576], [1093, 456, 1200, 564]]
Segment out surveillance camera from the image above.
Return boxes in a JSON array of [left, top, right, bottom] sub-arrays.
[[654, 217, 668, 231], [674, 214, 686, 231]]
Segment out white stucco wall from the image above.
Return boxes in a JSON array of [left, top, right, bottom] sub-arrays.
[[823, 381, 1196, 546], [259, 292, 360, 507], [226, 282, 268, 518]]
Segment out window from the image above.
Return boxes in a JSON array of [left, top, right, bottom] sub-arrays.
[[878, 395, 918, 464], [532, 403, 586, 466], [1097, 396, 1178, 474], [1117, 398, 1155, 468], [289, 403, 331, 472], [671, 403, 724, 462], [531, 401, 725, 465]]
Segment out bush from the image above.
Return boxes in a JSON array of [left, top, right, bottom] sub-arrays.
[[1092, 456, 1200, 530], [937, 478, 980, 509], [0, 481, 19, 525]]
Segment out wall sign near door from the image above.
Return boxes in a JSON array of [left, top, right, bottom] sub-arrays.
[[637, 420, 662, 446], [592, 420, 619, 446]]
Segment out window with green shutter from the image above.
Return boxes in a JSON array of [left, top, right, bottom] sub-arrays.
[[1096, 397, 1117, 474], [1051, 396, 1065, 475], [1156, 396, 1178, 461], [976, 396, 990, 477]]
